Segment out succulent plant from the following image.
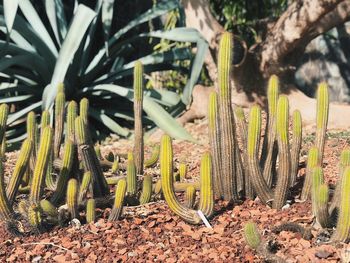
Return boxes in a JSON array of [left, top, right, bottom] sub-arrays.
[[311, 167, 324, 216], [108, 179, 127, 221], [0, 104, 9, 144], [160, 134, 201, 224], [300, 147, 319, 201], [127, 155, 137, 196], [28, 203, 42, 229], [0, 162, 13, 220], [185, 185, 196, 209], [80, 98, 89, 125], [139, 175, 152, 205], [66, 178, 79, 219], [66, 101, 78, 143], [40, 199, 58, 218], [26, 111, 38, 170], [290, 110, 302, 186], [133, 61, 144, 175], [144, 145, 160, 168], [86, 199, 96, 223], [54, 87, 66, 158], [244, 222, 261, 250], [78, 172, 92, 204], [178, 163, 187, 181], [198, 152, 214, 218], [314, 184, 329, 228]]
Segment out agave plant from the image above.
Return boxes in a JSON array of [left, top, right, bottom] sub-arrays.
[[0, 0, 208, 143]]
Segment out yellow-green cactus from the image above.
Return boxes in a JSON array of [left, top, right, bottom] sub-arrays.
[[247, 105, 273, 204], [127, 156, 137, 196], [314, 184, 329, 228], [29, 127, 53, 205], [144, 144, 160, 168], [86, 198, 96, 223], [6, 139, 33, 202], [0, 104, 9, 143], [160, 135, 201, 224], [139, 175, 152, 205], [50, 140, 74, 205], [290, 110, 302, 186], [40, 110, 50, 135], [198, 152, 214, 218], [111, 158, 119, 173], [66, 101, 77, 143], [28, 203, 42, 228], [80, 98, 89, 125], [179, 163, 187, 181], [39, 199, 58, 218], [244, 222, 261, 249], [78, 171, 92, 204], [300, 147, 319, 201], [133, 61, 144, 175], [311, 166, 324, 216], [273, 96, 291, 210], [217, 32, 237, 202], [75, 116, 88, 145], [315, 82, 329, 165], [66, 178, 78, 219], [0, 136, 6, 159], [54, 88, 65, 158], [332, 167, 350, 242], [27, 111, 37, 169], [185, 185, 196, 209], [108, 179, 127, 221], [0, 162, 13, 220]]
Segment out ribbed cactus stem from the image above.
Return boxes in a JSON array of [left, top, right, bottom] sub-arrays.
[[28, 204, 41, 228], [247, 106, 273, 204], [133, 61, 144, 175], [315, 184, 329, 228], [27, 111, 37, 169], [127, 156, 137, 196], [217, 32, 237, 201], [40, 110, 50, 136], [315, 82, 329, 165], [311, 166, 324, 216], [198, 152, 214, 218], [160, 135, 201, 224], [50, 140, 74, 205], [208, 91, 223, 198], [185, 186, 196, 209], [54, 90, 65, 158], [86, 199, 96, 223], [332, 167, 350, 242], [108, 179, 127, 221], [300, 147, 319, 201], [139, 175, 152, 205], [261, 75, 279, 188], [111, 159, 119, 173], [290, 110, 302, 186], [144, 145, 160, 168], [0, 104, 9, 143], [67, 178, 78, 219], [0, 137, 6, 159], [79, 98, 89, 125], [75, 116, 88, 145], [0, 162, 13, 220], [29, 127, 53, 205], [6, 139, 32, 202], [78, 172, 92, 204], [244, 222, 261, 249], [273, 96, 291, 210], [179, 163, 187, 181], [39, 199, 58, 218], [66, 101, 77, 143]]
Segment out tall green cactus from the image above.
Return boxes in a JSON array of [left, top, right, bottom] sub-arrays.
[[290, 110, 302, 186], [66, 101, 78, 143], [27, 111, 37, 170], [67, 178, 78, 219], [133, 61, 144, 175], [311, 166, 324, 216], [54, 88, 65, 158], [198, 152, 214, 218], [273, 96, 291, 210], [29, 127, 53, 205], [208, 91, 223, 198], [50, 140, 74, 205], [160, 135, 201, 224], [127, 154, 137, 196], [244, 222, 261, 249], [315, 82, 329, 165], [139, 175, 152, 205], [108, 179, 127, 221], [217, 32, 237, 202], [80, 98, 89, 125], [0, 104, 9, 143], [144, 144, 160, 168], [261, 75, 279, 187], [0, 162, 13, 220], [78, 172, 92, 204], [314, 184, 329, 228], [247, 105, 273, 204], [332, 167, 350, 242], [40, 110, 50, 136], [86, 198, 96, 223], [300, 147, 319, 201], [6, 139, 33, 202]]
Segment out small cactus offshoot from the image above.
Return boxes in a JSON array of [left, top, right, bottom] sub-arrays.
[[109, 179, 127, 221], [244, 222, 261, 249], [86, 199, 96, 223], [66, 178, 79, 219], [139, 175, 152, 205]]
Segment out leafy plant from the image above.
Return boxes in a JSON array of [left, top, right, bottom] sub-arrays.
[[0, 0, 208, 144]]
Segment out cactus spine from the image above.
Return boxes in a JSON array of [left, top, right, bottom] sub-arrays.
[[290, 110, 302, 186], [244, 222, 261, 249], [208, 91, 223, 197], [198, 152, 214, 218], [29, 127, 53, 205], [247, 106, 273, 204], [67, 178, 78, 219], [139, 175, 152, 205], [78, 172, 92, 204], [332, 167, 350, 242], [6, 139, 32, 202], [50, 140, 74, 205], [160, 135, 201, 224], [185, 186, 196, 209], [54, 88, 65, 158], [273, 96, 291, 210], [300, 147, 319, 201], [133, 61, 144, 175], [144, 145, 160, 168], [261, 75, 279, 187], [86, 199, 96, 223], [315, 82, 329, 165], [0, 162, 13, 220], [108, 179, 127, 221], [217, 32, 237, 201]]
